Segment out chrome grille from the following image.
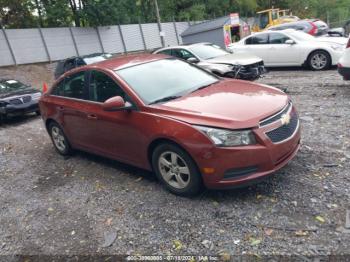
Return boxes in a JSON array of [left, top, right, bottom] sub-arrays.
[[9, 98, 23, 105], [22, 96, 31, 103], [266, 111, 299, 143]]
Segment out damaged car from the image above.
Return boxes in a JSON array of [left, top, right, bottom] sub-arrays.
[[153, 43, 266, 80], [0, 79, 41, 123]]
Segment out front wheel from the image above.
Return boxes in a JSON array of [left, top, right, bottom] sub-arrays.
[[152, 143, 202, 197], [308, 51, 331, 70]]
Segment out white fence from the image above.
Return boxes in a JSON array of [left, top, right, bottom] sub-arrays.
[[0, 21, 190, 67]]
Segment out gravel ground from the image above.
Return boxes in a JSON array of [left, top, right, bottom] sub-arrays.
[[0, 64, 350, 259]]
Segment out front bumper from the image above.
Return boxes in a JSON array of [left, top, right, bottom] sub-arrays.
[[193, 107, 301, 189], [338, 66, 350, 80], [0, 101, 39, 116], [225, 64, 267, 81]]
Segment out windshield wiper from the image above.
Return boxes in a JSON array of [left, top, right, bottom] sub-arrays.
[[190, 81, 218, 93], [149, 95, 181, 105]]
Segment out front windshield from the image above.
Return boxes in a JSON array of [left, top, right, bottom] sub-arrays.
[[288, 30, 315, 41], [117, 59, 218, 104], [189, 44, 229, 60], [0, 80, 27, 92]]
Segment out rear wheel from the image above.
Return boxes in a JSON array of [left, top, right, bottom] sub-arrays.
[[152, 143, 202, 197], [48, 122, 72, 155], [308, 50, 331, 70]]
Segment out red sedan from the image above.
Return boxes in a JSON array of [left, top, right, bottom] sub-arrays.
[[39, 54, 300, 196]]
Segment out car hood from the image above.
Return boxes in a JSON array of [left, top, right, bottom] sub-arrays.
[[149, 79, 288, 129], [0, 88, 38, 100], [205, 53, 262, 66]]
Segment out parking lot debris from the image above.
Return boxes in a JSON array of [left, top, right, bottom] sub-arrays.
[[346, 210, 350, 229], [201, 239, 214, 250], [101, 231, 117, 248]]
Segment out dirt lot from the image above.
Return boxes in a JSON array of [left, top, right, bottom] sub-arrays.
[[0, 63, 350, 258]]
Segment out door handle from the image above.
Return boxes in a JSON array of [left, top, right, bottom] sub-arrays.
[[87, 114, 98, 120]]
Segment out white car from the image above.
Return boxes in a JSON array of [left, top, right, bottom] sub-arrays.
[[228, 29, 345, 70], [154, 43, 266, 80], [338, 37, 350, 80]]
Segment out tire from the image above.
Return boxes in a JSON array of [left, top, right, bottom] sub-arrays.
[[152, 143, 202, 197], [307, 50, 331, 70], [48, 122, 72, 156]]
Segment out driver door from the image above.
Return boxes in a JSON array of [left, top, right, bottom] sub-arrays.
[[84, 70, 145, 163]]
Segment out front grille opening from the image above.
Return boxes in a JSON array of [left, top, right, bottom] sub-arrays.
[[223, 166, 258, 180], [266, 112, 299, 143]]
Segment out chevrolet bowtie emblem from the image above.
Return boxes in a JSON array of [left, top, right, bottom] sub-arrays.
[[281, 113, 291, 126]]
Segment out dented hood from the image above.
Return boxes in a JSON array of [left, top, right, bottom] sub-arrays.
[[149, 79, 288, 129]]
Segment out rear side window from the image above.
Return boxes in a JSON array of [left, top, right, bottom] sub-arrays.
[[52, 71, 86, 100], [269, 33, 291, 44], [245, 34, 268, 45], [88, 70, 127, 103]]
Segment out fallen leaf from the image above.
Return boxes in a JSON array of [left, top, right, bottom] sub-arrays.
[[256, 194, 263, 200], [264, 228, 274, 236], [105, 218, 113, 226], [218, 250, 231, 261], [295, 230, 309, 237], [173, 240, 182, 250], [135, 177, 143, 182], [315, 216, 325, 223], [249, 237, 262, 246], [48, 207, 54, 212], [71, 230, 76, 235]]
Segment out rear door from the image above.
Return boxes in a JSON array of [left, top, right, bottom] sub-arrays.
[[51, 70, 93, 148]]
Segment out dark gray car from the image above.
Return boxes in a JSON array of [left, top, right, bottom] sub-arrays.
[[54, 53, 113, 79], [0, 79, 41, 123]]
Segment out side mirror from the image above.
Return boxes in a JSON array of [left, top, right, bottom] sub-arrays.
[[102, 96, 132, 111], [187, 57, 199, 63], [285, 39, 296, 45]]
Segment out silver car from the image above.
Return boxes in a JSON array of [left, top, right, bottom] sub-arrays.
[[153, 43, 266, 80]]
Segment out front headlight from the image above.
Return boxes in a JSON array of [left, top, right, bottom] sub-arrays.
[[31, 92, 42, 100], [194, 125, 256, 147]]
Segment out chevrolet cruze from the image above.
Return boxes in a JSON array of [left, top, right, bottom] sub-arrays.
[[39, 54, 301, 196]]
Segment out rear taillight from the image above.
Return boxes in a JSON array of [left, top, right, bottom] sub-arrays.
[[308, 22, 318, 36], [347, 38, 350, 49]]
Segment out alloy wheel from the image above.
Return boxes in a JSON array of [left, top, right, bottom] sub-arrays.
[[51, 126, 67, 152], [310, 53, 327, 70], [158, 151, 191, 189]]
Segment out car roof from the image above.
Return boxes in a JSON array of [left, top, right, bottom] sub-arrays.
[[73, 53, 169, 71], [60, 52, 111, 62], [155, 42, 212, 52]]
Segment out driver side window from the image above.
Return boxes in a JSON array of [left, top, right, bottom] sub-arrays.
[[88, 70, 127, 103], [269, 32, 291, 44]]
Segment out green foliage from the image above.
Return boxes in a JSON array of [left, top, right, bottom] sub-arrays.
[[0, 0, 349, 28]]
